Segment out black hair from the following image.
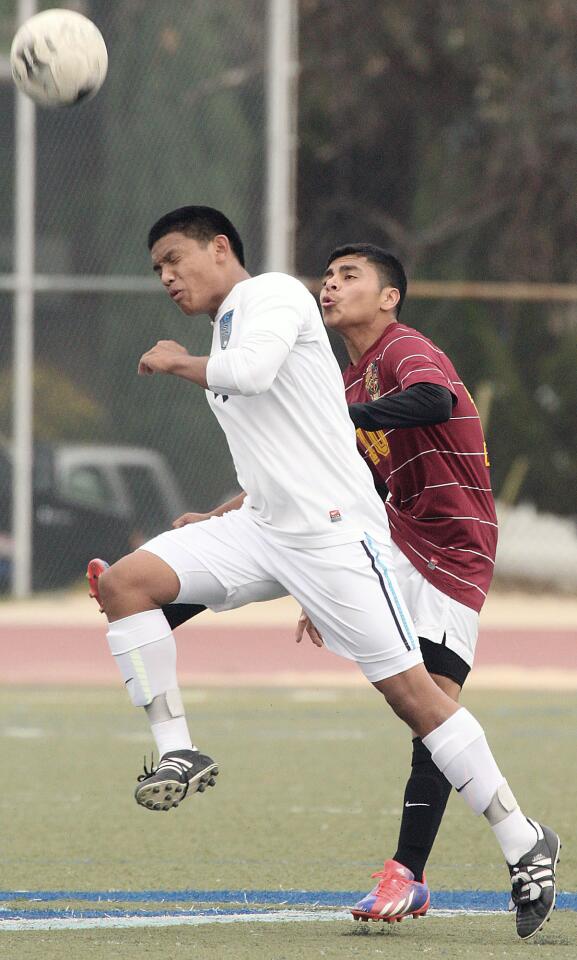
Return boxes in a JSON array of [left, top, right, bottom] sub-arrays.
[[325, 243, 407, 315], [147, 205, 245, 266]]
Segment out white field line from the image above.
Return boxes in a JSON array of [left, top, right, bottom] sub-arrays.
[[0, 908, 503, 931], [178, 668, 577, 690]]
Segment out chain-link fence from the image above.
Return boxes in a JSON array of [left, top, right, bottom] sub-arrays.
[[0, 0, 267, 591], [1, 0, 576, 596]]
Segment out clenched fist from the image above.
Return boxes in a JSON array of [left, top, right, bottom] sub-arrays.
[[138, 340, 189, 376]]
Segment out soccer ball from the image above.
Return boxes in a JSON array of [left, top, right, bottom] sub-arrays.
[[10, 8, 108, 107]]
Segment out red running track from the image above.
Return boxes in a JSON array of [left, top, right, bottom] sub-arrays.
[[0, 624, 576, 685]]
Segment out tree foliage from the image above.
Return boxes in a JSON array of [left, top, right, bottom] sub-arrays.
[[298, 0, 577, 513], [1, 0, 575, 515]]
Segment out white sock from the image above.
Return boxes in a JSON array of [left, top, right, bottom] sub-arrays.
[[422, 708, 504, 814], [423, 708, 538, 863], [149, 716, 194, 757], [106, 609, 193, 754], [492, 811, 538, 865]]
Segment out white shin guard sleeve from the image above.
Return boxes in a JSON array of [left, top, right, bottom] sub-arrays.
[[106, 609, 177, 707], [423, 707, 505, 816]]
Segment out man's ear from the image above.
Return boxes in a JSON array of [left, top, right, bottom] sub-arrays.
[[379, 285, 400, 313], [213, 234, 231, 261]]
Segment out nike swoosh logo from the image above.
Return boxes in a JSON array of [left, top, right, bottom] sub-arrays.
[[456, 777, 474, 792], [405, 802, 430, 807], [125, 679, 134, 685]]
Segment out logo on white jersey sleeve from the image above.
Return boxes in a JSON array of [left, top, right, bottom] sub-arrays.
[[220, 310, 234, 349]]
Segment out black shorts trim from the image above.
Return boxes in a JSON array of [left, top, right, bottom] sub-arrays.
[[162, 602, 206, 630], [419, 636, 470, 687], [361, 540, 413, 652]]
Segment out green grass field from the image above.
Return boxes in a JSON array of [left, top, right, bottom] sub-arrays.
[[1, 686, 575, 958]]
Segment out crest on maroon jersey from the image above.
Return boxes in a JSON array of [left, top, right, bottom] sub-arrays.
[[364, 361, 381, 400]]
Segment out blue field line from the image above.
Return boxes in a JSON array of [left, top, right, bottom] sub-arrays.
[[0, 890, 576, 913]]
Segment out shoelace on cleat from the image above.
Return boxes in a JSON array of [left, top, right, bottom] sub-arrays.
[[370, 867, 412, 898], [137, 754, 197, 783], [509, 862, 554, 909], [137, 754, 157, 783]]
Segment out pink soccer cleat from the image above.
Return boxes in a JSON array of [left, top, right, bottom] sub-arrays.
[[351, 859, 430, 923], [86, 557, 109, 612]]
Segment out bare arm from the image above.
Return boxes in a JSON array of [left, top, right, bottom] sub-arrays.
[[138, 340, 209, 388], [173, 491, 246, 528], [209, 491, 247, 517]]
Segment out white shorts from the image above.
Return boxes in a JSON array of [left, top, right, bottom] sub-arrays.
[[141, 508, 423, 683], [391, 542, 479, 670]]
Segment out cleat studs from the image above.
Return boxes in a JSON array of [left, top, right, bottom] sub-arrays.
[[146, 801, 154, 808], [197, 783, 206, 792], [208, 777, 216, 786], [174, 786, 182, 793], [153, 787, 160, 793]]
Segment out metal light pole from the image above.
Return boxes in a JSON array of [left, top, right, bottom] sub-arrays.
[[12, 0, 37, 597], [265, 0, 299, 274]]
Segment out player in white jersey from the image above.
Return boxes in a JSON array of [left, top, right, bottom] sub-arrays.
[[203, 271, 390, 549], [96, 206, 558, 941]]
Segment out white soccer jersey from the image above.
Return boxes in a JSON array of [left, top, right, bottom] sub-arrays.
[[205, 272, 389, 548]]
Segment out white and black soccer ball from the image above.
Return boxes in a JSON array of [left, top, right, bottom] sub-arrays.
[[10, 8, 108, 107]]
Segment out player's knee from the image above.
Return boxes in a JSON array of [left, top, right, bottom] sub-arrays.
[[384, 689, 421, 727], [98, 558, 149, 614], [97, 564, 125, 611], [99, 553, 180, 618], [430, 672, 462, 702], [375, 679, 419, 725], [374, 672, 432, 728]]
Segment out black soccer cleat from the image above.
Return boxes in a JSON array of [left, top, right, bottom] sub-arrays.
[[508, 820, 560, 940], [135, 749, 219, 811]]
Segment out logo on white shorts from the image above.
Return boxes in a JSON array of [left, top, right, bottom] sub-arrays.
[[329, 509, 342, 523]]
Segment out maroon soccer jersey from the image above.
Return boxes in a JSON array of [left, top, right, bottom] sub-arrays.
[[343, 322, 497, 612]]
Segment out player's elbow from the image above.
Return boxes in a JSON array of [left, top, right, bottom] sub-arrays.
[[432, 398, 453, 423], [236, 365, 277, 396], [436, 392, 454, 423], [421, 384, 454, 424], [234, 344, 287, 395]]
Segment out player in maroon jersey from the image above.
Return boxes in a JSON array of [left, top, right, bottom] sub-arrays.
[[299, 242, 499, 922]]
